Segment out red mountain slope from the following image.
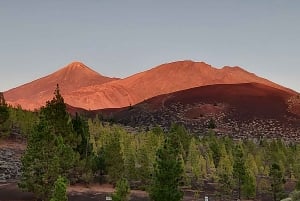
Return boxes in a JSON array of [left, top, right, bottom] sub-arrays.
[[147, 82, 292, 117], [4, 62, 118, 110], [113, 82, 294, 118], [108, 83, 300, 138], [4, 60, 297, 110], [67, 60, 296, 110]]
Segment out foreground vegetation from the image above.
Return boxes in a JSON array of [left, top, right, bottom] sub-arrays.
[[1, 89, 300, 201]]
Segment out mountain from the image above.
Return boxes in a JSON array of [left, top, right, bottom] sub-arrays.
[[4, 62, 118, 110], [4, 60, 299, 139], [66, 60, 296, 110], [107, 83, 300, 139], [4, 60, 297, 110]]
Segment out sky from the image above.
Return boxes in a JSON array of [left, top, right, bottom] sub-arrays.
[[0, 1, 299, 92]]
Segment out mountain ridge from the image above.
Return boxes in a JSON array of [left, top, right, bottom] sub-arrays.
[[4, 60, 298, 110], [66, 60, 296, 109]]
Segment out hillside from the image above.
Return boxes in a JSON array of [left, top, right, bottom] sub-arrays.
[[4, 60, 297, 110], [107, 83, 300, 139], [4, 62, 118, 110], [67, 60, 296, 110]]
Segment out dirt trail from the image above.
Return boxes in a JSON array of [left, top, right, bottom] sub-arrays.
[[0, 139, 26, 151], [0, 183, 149, 201]]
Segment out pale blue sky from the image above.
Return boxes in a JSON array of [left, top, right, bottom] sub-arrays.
[[0, 1, 299, 92]]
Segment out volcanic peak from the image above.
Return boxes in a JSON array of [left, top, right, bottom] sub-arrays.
[[60, 61, 100, 75], [3, 61, 118, 110], [68, 61, 86, 67]]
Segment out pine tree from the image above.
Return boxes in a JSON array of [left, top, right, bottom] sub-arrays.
[[72, 113, 92, 158], [112, 178, 130, 201], [216, 144, 234, 199], [242, 169, 256, 199], [71, 113, 94, 183], [19, 85, 76, 200], [208, 134, 221, 169], [149, 132, 183, 201], [19, 117, 69, 200], [136, 145, 152, 189], [135, 131, 163, 189], [169, 124, 190, 160], [0, 92, 9, 125], [186, 137, 208, 188], [187, 138, 202, 183], [104, 132, 125, 184], [246, 153, 259, 176], [217, 172, 233, 200], [269, 163, 286, 201], [42, 85, 79, 148], [120, 132, 137, 182], [50, 176, 68, 201], [0, 92, 10, 137], [233, 144, 246, 200], [205, 149, 217, 182]]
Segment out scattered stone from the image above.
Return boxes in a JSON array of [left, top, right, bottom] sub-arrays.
[[0, 148, 22, 182]]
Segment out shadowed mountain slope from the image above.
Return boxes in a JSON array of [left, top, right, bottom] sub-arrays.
[[108, 83, 300, 139]]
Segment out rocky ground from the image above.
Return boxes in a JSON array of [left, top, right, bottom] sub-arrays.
[[0, 139, 150, 201], [116, 101, 300, 141], [0, 139, 24, 183], [0, 139, 200, 201], [0, 183, 150, 201], [0, 182, 205, 201], [0, 138, 279, 201]]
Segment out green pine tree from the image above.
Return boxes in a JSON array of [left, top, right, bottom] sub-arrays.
[[149, 132, 183, 201], [42, 84, 79, 148], [269, 163, 286, 201], [242, 169, 256, 199], [169, 124, 191, 160], [19, 85, 76, 200], [104, 132, 125, 184], [0, 92, 10, 137], [50, 176, 68, 201], [0, 92, 9, 125], [112, 178, 130, 201], [19, 117, 64, 200], [233, 144, 246, 200], [71, 113, 95, 183], [187, 138, 202, 184], [216, 144, 234, 199]]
